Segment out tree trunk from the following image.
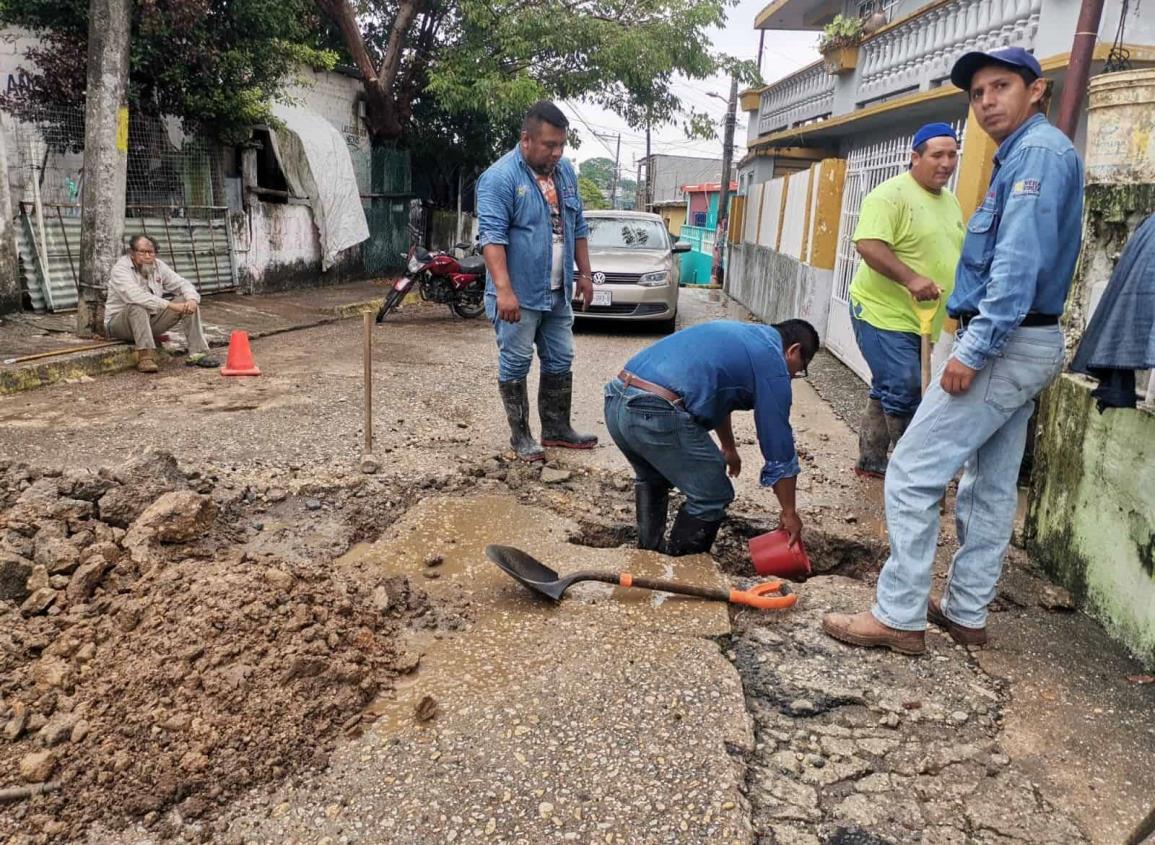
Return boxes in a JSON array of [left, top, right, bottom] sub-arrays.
[[76, 0, 131, 336], [315, 0, 422, 143]]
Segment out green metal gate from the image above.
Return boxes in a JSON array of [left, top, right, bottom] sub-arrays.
[[362, 147, 413, 275]]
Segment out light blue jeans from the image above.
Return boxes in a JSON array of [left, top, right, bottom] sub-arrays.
[[485, 290, 575, 381], [873, 325, 1065, 631]]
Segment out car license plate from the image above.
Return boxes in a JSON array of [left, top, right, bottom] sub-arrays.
[[592, 290, 612, 307]]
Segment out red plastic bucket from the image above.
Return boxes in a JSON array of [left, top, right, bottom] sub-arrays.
[[748, 529, 812, 580]]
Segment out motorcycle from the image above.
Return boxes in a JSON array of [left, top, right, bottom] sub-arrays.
[[375, 241, 486, 322]]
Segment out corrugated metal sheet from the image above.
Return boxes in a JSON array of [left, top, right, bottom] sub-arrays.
[[15, 204, 237, 312]]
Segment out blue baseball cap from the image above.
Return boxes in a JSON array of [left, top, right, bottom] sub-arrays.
[[912, 122, 958, 150], [950, 47, 1043, 91]]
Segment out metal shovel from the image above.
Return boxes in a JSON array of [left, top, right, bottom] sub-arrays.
[[485, 545, 797, 611]]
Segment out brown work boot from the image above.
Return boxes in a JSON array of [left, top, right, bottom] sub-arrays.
[[927, 596, 988, 646], [822, 611, 926, 656], [135, 349, 159, 373]]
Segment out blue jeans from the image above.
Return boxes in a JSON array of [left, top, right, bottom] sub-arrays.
[[850, 301, 922, 417], [485, 290, 575, 381], [873, 325, 1065, 630], [603, 379, 734, 521]]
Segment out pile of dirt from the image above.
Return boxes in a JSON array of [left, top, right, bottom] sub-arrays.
[[0, 452, 432, 842]]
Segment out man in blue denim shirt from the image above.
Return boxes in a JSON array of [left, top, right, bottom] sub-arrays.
[[825, 48, 1084, 655], [604, 319, 818, 556], [477, 101, 597, 462]]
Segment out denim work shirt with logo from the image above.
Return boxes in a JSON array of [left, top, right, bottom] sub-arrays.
[[947, 113, 1085, 371], [476, 147, 589, 311], [623, 321, 801, 487]]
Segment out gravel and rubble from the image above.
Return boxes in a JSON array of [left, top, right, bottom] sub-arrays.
[[0, 451, 479, 843]]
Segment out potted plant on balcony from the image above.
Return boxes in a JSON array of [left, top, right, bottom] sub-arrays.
[[818, 15, 864, 76]]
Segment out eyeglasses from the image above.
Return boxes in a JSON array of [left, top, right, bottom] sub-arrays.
[[132, 248, 156, 255]]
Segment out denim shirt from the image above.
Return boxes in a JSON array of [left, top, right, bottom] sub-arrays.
[[623, 321, 801, 487], [476, 147, 589, 311], [947, 114, 1085, 370]]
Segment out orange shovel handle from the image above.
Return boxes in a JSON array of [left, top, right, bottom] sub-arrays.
[[728, 581, 797, 611]]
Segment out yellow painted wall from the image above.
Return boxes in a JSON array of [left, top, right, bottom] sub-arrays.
[[808, 159, 847, 270], [728, 196, 746, 244], [659, 206, 687, 237], [955, 107, 998, 217]]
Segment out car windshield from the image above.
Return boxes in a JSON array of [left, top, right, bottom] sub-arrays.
[[586, 218, 670, 250]]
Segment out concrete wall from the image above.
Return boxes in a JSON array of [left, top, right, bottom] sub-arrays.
[[727, 243, 833, 340], [726, 159, 843, 339], [778, 170, 813, 261], [1026, 375, 1155, 668], [230, 200, 361, 293], [647, 155, 721, 206]]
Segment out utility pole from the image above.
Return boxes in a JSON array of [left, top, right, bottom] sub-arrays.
[[645, 121, 652, 211], [608, 134, 622, 210], [758, 31, 766, 76], [76, 0, 131, 336], [1056, 0, 1107, 138], [713, 75, 739, 286]]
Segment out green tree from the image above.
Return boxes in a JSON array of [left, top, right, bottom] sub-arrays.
[[578, 176, 608, 210], [316, 0, 759, 145], [579, 157, 616, 194], [0, 0, 337, 141]]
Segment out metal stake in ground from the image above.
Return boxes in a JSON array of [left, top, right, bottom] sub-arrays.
[[360, 311, 379, 474]]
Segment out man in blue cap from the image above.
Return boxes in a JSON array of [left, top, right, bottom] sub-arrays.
[[848, 122, 964, 478], [824, 47, 1084, 655]]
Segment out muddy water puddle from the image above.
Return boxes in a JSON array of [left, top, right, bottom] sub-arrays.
[[337, 495, 731, 736]]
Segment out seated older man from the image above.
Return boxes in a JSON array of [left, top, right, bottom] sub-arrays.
[[105, 234, 220, 373]]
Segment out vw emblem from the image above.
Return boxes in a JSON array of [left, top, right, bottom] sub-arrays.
[[592, 272, 606, 285]]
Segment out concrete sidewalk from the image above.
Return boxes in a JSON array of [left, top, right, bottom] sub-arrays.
[[0, 280, 394, 395]]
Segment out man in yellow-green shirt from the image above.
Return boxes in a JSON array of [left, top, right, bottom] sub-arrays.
[[849, 122, 964, 477]]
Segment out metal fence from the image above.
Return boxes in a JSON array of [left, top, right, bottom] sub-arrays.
[[3, 104, 237, 311], [363, 146, 413, 274]]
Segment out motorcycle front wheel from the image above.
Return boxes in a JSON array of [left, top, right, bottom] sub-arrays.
[[375, 282, 410, 323]]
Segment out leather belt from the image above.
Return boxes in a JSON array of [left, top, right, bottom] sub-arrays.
[[617, 370, 683, 405], [951, 312, 1059, 330]]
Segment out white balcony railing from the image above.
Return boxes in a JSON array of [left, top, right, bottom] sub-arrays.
[[858, 0, 1042, 103], [757, 62, 836, 135]]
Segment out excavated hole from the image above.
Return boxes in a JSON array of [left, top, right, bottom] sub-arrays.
[[566, 518, 636, 548], [714, 513, 886, 581]]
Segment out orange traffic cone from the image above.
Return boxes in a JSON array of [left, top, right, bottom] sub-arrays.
[[220, 330, 261, 377]]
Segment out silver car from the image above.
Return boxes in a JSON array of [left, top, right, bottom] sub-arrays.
[[574, 211, 690, 333]]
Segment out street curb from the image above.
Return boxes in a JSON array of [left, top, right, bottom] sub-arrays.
[[0, 346, 138, 396], [0, 295, 388, 397]]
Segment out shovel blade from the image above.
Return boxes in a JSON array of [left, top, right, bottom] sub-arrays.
[[485, 544, 569, 601]]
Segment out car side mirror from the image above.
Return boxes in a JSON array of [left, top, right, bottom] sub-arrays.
[[671, 241, 692, 254]]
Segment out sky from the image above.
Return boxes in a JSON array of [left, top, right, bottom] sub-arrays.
[[560, 0, 822, 173]]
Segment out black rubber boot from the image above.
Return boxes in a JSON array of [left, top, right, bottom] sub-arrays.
[[884, 413, 912, 450], [498, 379, 545, 462], [539, 371, 598, 449], [662, 505, 723, 557], [855, 397, 890, 478], [635, 481, 670, 551]]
